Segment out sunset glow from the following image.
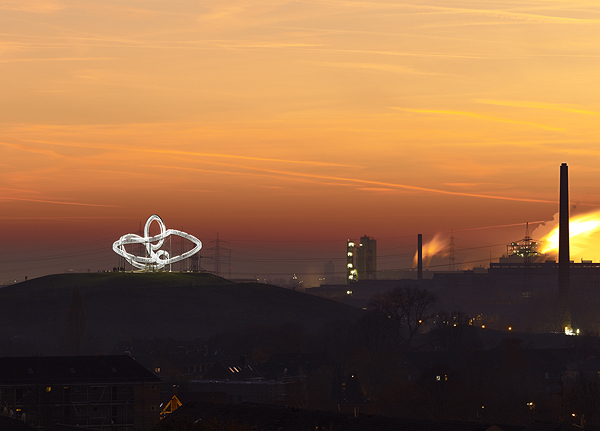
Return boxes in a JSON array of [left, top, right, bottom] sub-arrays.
[[413, 235, 447, 269], [538, 211, 600, 261], [3, 0, 600, 283]]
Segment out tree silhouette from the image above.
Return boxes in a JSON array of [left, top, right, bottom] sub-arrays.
[[430, 311, 482, 351], [368, 285, 436, 350]]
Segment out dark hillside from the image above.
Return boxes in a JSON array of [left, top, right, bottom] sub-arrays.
[[0, 273, 363, 356]]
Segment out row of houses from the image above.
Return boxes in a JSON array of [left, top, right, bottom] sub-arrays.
[[5, 341, 600, 429], [0, 356, 160, 431]]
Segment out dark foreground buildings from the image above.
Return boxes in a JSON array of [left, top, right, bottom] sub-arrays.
[[0, 356, 160, 431]]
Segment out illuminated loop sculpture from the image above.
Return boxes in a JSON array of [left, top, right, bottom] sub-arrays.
[[113, 214, 202, 270]]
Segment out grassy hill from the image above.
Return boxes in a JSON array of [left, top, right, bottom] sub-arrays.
[[0, 272, 363, 356]]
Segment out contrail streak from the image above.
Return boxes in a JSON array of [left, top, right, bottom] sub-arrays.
[[16, 138, 359, 168], [146, 163, 558, 205], [0, 197, 117, 207]]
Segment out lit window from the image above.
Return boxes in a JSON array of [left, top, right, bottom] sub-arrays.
[[46, 387, 51, 392], [436, 375, 441, 381], [154, 367, 161, 373]]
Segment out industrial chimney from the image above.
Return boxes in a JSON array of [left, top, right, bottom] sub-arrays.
[[417, 234, 423, 280], [558, 163, 571, 330]]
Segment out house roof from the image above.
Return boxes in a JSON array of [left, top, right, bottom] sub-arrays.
[[201, 358, 262, 381], [0, 355, 160, 385], [260, 352, 322, 379]]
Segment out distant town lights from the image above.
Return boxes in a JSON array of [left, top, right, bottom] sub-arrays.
[[113, 214, 202, 270]]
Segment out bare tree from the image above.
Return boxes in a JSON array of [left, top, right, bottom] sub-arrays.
[[368, 285, 437, 350], [430, 311, 482, 351], [569, 373, 600, 428]]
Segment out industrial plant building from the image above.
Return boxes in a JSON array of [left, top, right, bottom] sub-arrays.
[[346, 236, 377, 282], [310, 164, 600, 332]]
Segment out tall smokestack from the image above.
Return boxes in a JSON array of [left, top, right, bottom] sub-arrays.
[[559, 163, 571, 329], [417, 234, 423, 280]]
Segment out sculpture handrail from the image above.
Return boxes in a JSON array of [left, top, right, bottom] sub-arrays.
[[113, 214, 202, 270]]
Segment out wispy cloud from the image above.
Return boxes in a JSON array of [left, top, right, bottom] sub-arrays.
[[321, 48, 488, 59], [476, 99, 600, 116], [147, 162, 558, 205], [0, 141, 65, 157], [230, 42, 324, 48], [391, 107, 566, 132], [452, 220, 550, 233], [0, 0, 65, 13], [298, 0, 600, 24], [444, 182, 498, 189], [0, 196, 117, 207], [0, 187, 39, 194], [317, 61, 447, 75], [0, 57, 115, 63], [357, 187, 396, 192], [16, 138, 359, 168]]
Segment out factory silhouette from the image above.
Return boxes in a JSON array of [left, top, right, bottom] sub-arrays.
[[310, 163, 600, 334]]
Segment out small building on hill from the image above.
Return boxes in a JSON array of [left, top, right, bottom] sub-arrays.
[[0, 356, 160, 431]]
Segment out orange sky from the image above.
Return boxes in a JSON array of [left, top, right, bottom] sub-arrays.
[[2, 0, 600, 284]]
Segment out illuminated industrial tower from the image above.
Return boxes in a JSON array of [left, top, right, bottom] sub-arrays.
[[507, 222, 539, 258], [347, 240, 358, 283], [356, 235, 377, 280]]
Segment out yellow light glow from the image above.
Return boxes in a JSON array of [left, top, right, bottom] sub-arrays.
[[413, 234, 447, 268], [538, 211, 600, 261]]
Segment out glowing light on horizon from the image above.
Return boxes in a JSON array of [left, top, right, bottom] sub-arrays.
[[113, 214, 202, 270], [413, 234, 447, 268], [538, 210, 600, 261]]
